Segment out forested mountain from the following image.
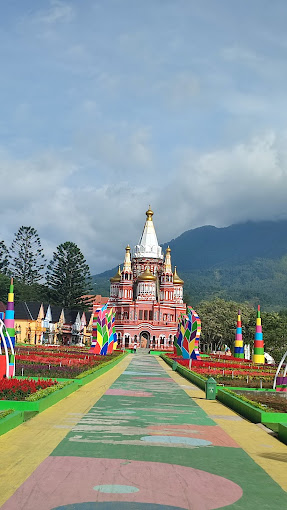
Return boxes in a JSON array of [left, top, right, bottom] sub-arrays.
[[92, 220, 287, 310]]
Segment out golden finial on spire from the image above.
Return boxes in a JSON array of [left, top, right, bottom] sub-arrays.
[[126, 245, 130, 251], [166, 246, 171, 253], [146, 206, 154, 221]]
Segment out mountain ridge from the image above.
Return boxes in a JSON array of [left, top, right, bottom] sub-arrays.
[[92, 219, 287, 309]]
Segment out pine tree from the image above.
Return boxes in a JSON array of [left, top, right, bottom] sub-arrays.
[[0, 240, 9, 274], [46, 241, 92, 308], [10, 226, 46, 284]]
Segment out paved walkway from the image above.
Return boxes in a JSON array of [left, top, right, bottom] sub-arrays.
[[1, 354, 287, 509]]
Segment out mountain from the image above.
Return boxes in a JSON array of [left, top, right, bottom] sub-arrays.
[[92, 220, 287, 310]]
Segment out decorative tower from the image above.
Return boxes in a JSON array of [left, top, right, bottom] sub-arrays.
[[253, 305, 264, 364], [234, 309, 244, 358], [119, 245, 133, 302], [109, 266, 121, 301], [160, 247, 174, 303], [173, 266, 184, 303], [4, 278, 15, 348]]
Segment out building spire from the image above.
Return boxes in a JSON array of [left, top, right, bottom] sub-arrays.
[[134, 207, 163, 259], [123, 245, 132, 272], [164, 246, 172, 273]]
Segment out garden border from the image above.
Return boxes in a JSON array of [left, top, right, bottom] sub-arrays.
[[0, 352, 127, 422], [278, 423, 287, 445], [160, 354, 287, 442]]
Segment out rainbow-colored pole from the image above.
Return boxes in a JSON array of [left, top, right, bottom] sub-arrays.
[[253, 305, 264, 364], [234, 309, 244, 358], [4, 278, 15, 347]]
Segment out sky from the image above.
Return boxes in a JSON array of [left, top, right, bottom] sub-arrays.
[[1, 0, 287, 274]]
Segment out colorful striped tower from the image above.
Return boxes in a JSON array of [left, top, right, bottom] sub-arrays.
[[253, 305, 264, 364], [234, 309, 244, 358], [4, 278, 15, 348]]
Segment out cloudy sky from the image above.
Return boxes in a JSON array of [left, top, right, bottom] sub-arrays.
[[1, 0, 287, 274]]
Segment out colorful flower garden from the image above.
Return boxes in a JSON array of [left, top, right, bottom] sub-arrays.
[[0, 346, 123, 406], [14, 345, 120, 379], [0, 377, 57, 401], [171, 354, 277, 387], [165, 353, 287, 414]]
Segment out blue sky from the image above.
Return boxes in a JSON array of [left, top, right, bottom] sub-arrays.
[[1, 0, 287, 273]]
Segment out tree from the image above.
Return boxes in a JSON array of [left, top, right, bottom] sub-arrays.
[[0, 240, 9, 274], [46, 241, 92, 309], [197, 298, 255, 352], [10, 226, 46, 284]]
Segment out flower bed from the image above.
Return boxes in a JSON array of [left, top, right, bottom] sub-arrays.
[[14, 346, 121, 379], [166, 353, 276, 388], [234, 391, 287, 413], [0, 378, 57, 401]]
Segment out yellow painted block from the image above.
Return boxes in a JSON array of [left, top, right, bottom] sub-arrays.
[[8, 293, 14, 302], [97, 332, 103, 347], [188, 340, 195, 354], [253, 354, 265, 364]]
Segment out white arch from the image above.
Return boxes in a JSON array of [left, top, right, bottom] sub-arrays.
[[273, 350, 287, 389]]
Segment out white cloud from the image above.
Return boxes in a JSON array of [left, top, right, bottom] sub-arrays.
[[34, 0, 75, 25], [2, 131, 287, 274], [157, 131, 287, 241]]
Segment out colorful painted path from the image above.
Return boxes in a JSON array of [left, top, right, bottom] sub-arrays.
[[1, 354, 287, 509]]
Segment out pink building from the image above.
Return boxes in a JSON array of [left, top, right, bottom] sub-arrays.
[[107, 207, 186, 350]]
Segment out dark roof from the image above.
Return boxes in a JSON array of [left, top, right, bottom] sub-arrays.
[[15, 302, 34, 320], [0, 301, 6, 314], [50, 306, 63, 323], [64, 309, 79, 324], [25, 302, 42, 320], [85, 311, 92, 324], [43, 303, 50, 315]]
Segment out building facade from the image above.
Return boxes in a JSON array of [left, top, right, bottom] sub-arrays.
[[108, 207, 186, 349]]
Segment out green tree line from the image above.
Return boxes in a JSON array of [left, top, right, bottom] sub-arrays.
[[185, 297, 287, 363], [0, 226, 92, 310]]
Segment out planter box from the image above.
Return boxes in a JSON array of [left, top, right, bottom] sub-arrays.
[[278, 423, 287, 445], [0, 380, 79, 412], [0, 354, 127, 412], [217, 388, 287, 425], [176, 365, 206, 390], [161, 355, 207, 390], [76, 352, 127, 386], [161, 354, 173, 367], [0, 411, 24, 436]]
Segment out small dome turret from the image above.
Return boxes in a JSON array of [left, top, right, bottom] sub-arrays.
[[110, 265, 121, 283], [173, 266, 184, 284], [137, 265, 156, 282]]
